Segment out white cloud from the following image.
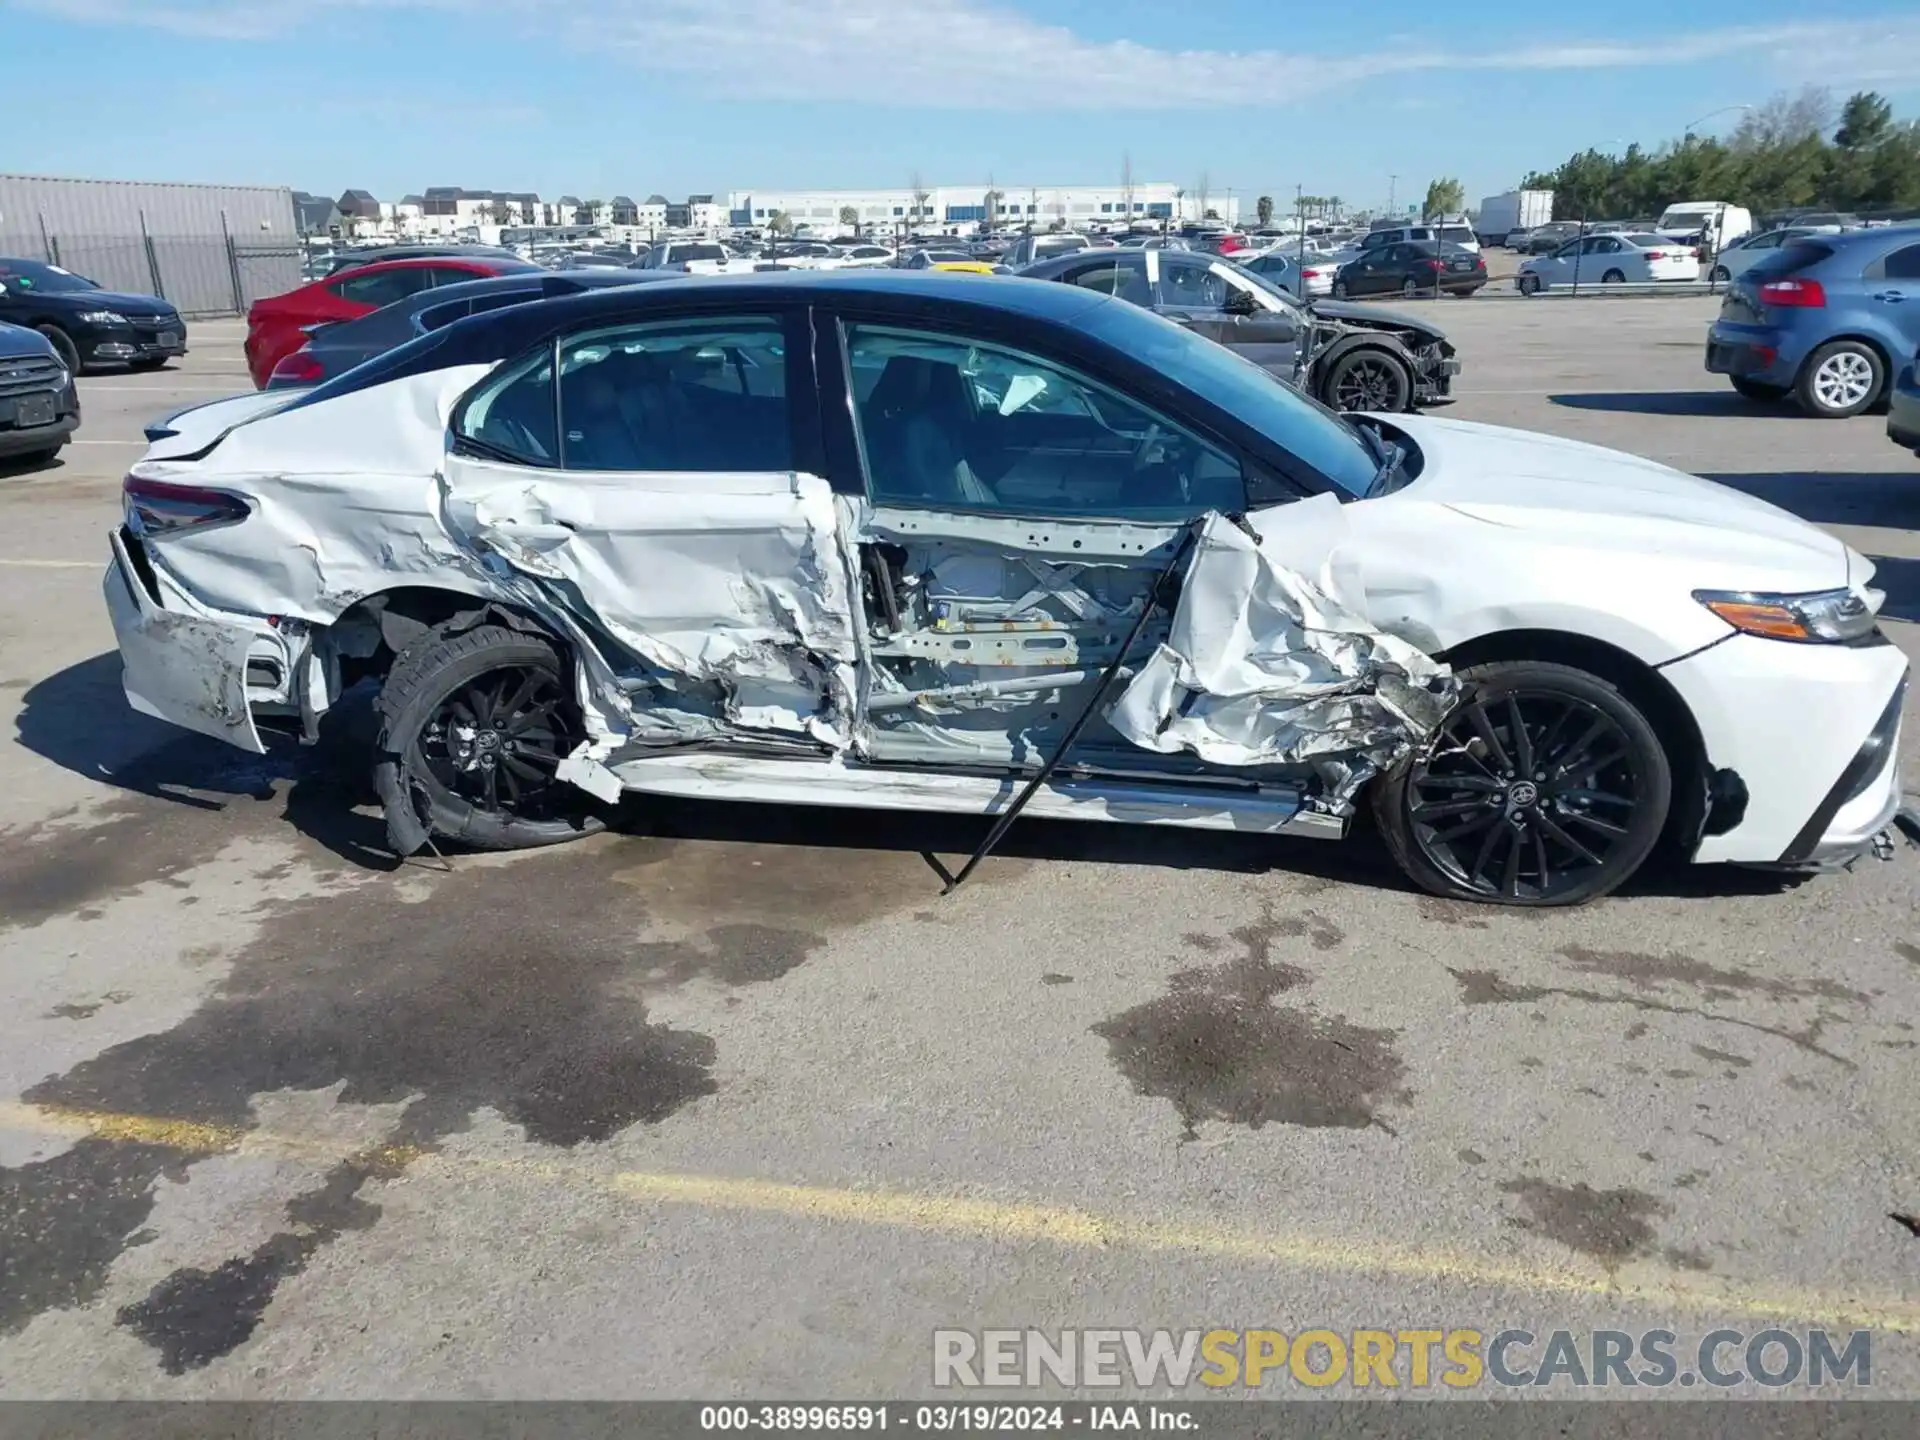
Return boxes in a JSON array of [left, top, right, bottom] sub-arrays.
[[16, 0, 1920, 108]]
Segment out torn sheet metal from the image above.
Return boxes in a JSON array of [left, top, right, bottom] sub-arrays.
[[1107, 509, 1455, 798], [438, 457, 860, 744]]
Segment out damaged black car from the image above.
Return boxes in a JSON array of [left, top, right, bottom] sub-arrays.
[[1018, 246, 1460, 413]]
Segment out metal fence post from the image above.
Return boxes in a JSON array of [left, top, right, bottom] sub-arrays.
[[221, 209, 245, 313], [138, 209, 166, 298], [35, 211, 54, 264]]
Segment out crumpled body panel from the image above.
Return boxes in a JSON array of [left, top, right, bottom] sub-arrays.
[[1107, 510, 1455, 793]]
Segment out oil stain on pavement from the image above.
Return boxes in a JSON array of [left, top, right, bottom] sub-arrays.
[[1093, 906, 1411, 1141], [1, 769, 990, 1371]]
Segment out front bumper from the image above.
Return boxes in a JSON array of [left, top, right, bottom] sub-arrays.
[[1412, 353, 1462, 406], [0, 384, 78, 456], [1658, 631, 1909, 866], [1889, 365, 1920, 455], [104, 527, 268, 753], [86, 319, 188, 365]]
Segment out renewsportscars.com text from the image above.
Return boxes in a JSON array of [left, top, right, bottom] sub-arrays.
[[932, 1327, 1872, 1390]]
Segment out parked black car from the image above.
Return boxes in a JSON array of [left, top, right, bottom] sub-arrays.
[[0, 321, 81, 465], [1019, 247, 1460, 412], [265, 270, 672, 387], [1332, 242, 1486, 299], [0, 257, 187, 373]]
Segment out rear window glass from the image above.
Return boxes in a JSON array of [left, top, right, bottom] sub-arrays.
[[674, 245, 727, 262], [1748, 242, 1834, 278], [1438, 226, 1474, 244]]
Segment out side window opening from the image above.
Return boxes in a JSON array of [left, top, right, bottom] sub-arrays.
[[554, 316, 791, 472], [844, 323, 1243, 521]]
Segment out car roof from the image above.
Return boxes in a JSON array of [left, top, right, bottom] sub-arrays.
[[289, 271, 1115, 407]]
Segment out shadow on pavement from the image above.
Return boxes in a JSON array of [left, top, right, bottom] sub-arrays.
[[1549, 391, 1786, 417], [11, 654, 1822, 905], [1701, 471, 1920, 531], [1865, 554, 1920, 623], [13, 651, 399, 871]]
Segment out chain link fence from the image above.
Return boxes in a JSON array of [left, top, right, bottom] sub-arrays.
[[5, 226, 301, 319]]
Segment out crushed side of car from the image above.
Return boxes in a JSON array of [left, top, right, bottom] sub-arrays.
[[109, 413, 1455, 850]]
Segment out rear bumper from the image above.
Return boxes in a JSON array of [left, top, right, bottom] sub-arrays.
[[103, 527, 268, 754], [1658, 631, 1909, 865], [1705, 324, 1800, 387]]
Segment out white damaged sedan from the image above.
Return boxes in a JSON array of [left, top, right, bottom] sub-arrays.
[[105, 273, 1908, 905]]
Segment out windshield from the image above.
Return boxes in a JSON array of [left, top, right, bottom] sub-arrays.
[[675, 245, 727, 262], [1657, 210, 1711, 229], [1225, 262, 1304, 314], [1074, 297, 1376, 498], [0, 259, 100, 294]]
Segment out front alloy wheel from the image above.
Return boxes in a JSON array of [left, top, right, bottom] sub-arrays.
[[1324, 350, 1411, 412], [1375, 661, 1670, 905]]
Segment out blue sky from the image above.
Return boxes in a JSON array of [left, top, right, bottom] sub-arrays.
[[4, 0, 1917, 209]]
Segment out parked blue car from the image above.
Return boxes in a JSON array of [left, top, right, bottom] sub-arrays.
[[1705, 225, 1920, 417], [1890, 350, 1920, 458]]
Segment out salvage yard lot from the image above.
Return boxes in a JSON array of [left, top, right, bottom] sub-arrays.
[[2, 302, 1918, 1397]]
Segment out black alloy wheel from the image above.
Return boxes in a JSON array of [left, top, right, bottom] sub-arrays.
[[418, 665, 574, 820], [1375, 662, 1670, 906], [374, 621, 606, 853], [1324, 350, 1411, 412]]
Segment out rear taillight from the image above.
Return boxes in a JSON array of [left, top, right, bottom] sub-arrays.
[[270, 348, 324, 385], [1422, 259, 1445, 271], [123, 475, 252, 535], [1759, 277, 1826, 308], [1644, 250, 1665, 260], [1301, 268, 1321, 278]]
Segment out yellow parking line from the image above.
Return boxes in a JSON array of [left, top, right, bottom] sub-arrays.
[[5, 1100, 1917, 1333]]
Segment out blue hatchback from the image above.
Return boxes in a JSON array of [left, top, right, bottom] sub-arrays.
[[1705, 225, 1920, 417]]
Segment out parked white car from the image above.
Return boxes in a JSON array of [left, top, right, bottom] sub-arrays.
[[1706, 227, 1821, 282], [1362, 223, 1480, 256], [631, 241, 743, 276], [1516, 233, 1702, 292], [105, 273, 1907, 907]]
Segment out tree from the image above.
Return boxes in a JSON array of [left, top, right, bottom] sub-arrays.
[[1327, 195, 1343, 222], [838, 205, 860, 235], [1729, 86, 1833, 150], [1203, 209, 1220, 221], [984, 186, 1004, 231], [1521, 88, 1920, 219], [1421, 177, 1465, 221], [1836, 91, 1894, 149], [909, 171, 931, 228], [1256, 195, 1274, 227], [485, 200, 514, 226], [1195, 171, 1211, 219], [767, 210, 793, 237]]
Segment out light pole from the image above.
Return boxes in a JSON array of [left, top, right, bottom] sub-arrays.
[[1387, 174, 1397, 216], [1683, 103, 1751, 134]]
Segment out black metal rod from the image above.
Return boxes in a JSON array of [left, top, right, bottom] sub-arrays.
[[942, 524, 1200, 894]]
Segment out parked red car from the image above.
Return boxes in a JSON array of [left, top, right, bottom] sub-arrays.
[[244, 256, 538, 388]]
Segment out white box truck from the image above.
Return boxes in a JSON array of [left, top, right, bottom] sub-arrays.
[[1476, 190, 1554, 246]]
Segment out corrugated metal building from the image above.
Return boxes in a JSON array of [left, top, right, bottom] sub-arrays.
[[0, 174, 303, 317]]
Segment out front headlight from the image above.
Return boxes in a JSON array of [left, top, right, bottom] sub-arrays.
[[1695, 587, 1879, 644], [75, 310, 129, 325]]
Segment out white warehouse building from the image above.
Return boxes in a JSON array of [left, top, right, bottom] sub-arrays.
[[723, 183, 1239, 234]]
